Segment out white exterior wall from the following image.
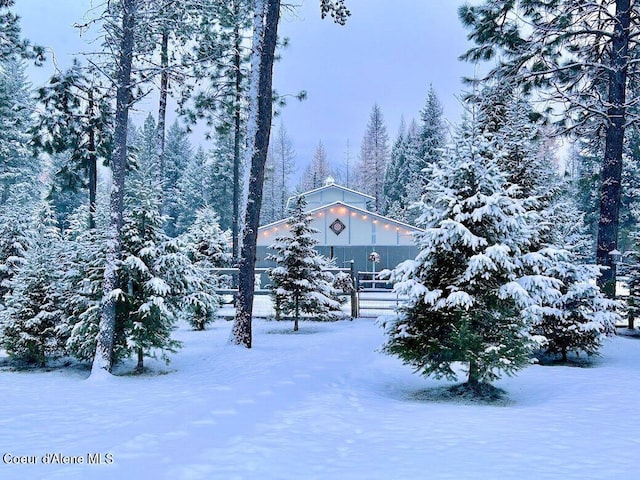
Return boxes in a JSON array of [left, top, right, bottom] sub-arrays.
[[304, 189, 371, 211], [258, 203, 417, 247]]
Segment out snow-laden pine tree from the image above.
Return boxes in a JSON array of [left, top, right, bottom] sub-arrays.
[[383, 115, 562, 394], [32, 59, 113, 231], [475, 85, 618, 361], [173, 147, 210, 234], [0, 59, 41, 206], [60, 203, 112, 363], [162, 120, 192, 236], [181, 206, 231, 330], [460, 0, 638, 298], [416, 86, 447, 174], [0, 202, 65, 366], [118, 146, 195, 372], [535, 258, 618, 362], [383, 118, 421, 222], [0, 198, 33, 307], [268, 196, 342, 331]]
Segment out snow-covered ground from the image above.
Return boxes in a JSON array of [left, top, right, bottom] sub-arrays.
[[1, 318, 638, 480]]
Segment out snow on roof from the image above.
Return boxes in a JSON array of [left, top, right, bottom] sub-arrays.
[[259, 201, 423, 233], [287, 182, 376, 206]]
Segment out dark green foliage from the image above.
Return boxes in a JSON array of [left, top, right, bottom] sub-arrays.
[[268, 196, 342, 330], [0, 0, 44, 64], [181, 207, 230, 330], [0, 60, 41, 206], [383, 115, 557, 389], [0, 203, 65, 366]]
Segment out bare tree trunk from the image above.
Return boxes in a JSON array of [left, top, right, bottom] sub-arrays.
[[157, 28, 169, 214], [136, 347, 144, 373], [232, 4, 242, 261], [467, 360, 481, 388], [91, 0, 136, 375], [88, 89, 97, 231], [230, 0, 281, 348], [596, 0, 630, 298]]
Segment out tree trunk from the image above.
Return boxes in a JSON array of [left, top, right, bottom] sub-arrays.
[[230, 0, 281, 348], [232, 2, 243, 261], [294, 295, 299, 332], [91, 0, 136, 375], [467, 360, 481, 388], [88, 88, 97, 231], [157, 28, 169, 214], [136, 347, 144, 373], [596, 0, 631, 298]]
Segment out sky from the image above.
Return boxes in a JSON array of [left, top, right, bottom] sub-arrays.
[[13, 0, 478, 183]]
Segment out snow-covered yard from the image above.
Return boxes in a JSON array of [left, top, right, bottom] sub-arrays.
[[1, 318, 638, 480]]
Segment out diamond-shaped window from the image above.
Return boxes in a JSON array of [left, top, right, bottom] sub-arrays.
[[330, 218, 346, 236]]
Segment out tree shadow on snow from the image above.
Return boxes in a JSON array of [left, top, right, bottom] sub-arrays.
[[406, 383, 512, 407], [265, 326, 322, 335], [534, 353, 600, 368]]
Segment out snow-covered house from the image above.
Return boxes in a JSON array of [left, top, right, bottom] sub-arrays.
[[257, 178, 422, 276]]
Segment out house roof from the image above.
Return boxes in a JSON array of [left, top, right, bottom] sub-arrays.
[[259, 201, 422, 233], [286, 182, 375, 209]]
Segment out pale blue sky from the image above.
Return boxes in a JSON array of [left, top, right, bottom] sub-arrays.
[[14, 0, 477, 181]]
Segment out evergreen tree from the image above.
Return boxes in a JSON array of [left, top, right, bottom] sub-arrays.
[[0, 60, 41, 206], [208, 137, 236, 232], [267, 196, 342, 331], [162, 120, 192, 236], [174, 147, 210, 234], [0, 203, 65, 366], [460, 0, 638, 297], [534, 257, 617, 362], [383, 118, 421, 222], [355, 103, 390, 211], [0, 0, 44, 64], [118, 141, 185, 372], [416, 86, 447, 174], [32, 59, 113, 230], [383, 115, 560, 394], [61, 203, 112, 363], [0, 194, 34, 307], [181, 206, 231, 330]]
